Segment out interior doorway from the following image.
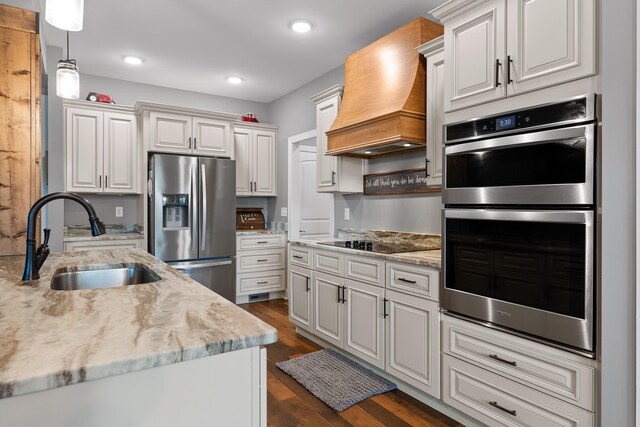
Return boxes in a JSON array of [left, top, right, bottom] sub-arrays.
[[288, 130, 333, 241]]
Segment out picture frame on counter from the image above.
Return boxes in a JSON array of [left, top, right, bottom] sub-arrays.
[[363, 168, 441, 195]]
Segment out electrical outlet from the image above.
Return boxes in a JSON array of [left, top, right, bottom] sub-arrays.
[[281, 207, 288, 217], [115, 207, 123, 218], [344, 208, 350, 220]]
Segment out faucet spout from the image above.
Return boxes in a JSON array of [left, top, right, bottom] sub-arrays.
[[22, 192, 106, 281]]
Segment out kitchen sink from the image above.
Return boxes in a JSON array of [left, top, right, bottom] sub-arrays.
[[50, 263, 161, 290]]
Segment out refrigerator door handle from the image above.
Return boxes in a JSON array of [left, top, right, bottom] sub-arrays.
[[200, 163, 207, 252], [171, 259, 233, 270], [191, 164, 197, 253]]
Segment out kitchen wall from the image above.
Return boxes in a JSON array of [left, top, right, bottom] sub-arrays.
[[335, 152, 441, 234], [266, 65, 441, 235], [64, 195, 138, 225]]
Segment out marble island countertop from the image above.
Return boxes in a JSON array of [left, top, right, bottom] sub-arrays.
[[290, 239, 442, 269], [63, 224, 144, 242], [0, 249, 277, 399]]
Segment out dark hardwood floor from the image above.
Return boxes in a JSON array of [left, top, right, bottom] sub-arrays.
[[239, 299, 465, 427]]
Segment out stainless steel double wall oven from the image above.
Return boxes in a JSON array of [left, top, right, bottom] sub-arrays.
[[441, 94, 597, 356]]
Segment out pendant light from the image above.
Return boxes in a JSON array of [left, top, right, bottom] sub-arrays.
[[56, 32, 80, 99], [45, 0, 84, 32]]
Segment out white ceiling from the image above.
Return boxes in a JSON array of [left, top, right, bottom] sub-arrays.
[[31, 0, 446, 103]]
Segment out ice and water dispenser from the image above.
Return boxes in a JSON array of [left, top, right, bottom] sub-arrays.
[[162, 194, 190, 229]]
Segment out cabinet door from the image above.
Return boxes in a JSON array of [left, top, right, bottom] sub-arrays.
[[385, 289, 440, 398], [344, 279, 385, 369], [66, 107, 104, 192], [103, 112, 138, 194], [315, 96, 338, 192], [444, 0, 507, 112], [253, 130, 276, 196], [425, 48, 445, 187], [234, 127, 253, 195], [506, 0, 595, 95], [149, 111, 192, 153], [193, 117, 233, 158], [288, 266, 313, 332], [313, 271, 344, 347]]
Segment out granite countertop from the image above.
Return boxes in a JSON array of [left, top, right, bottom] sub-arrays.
[[64, 224, 144, 242], [290, 239, 442, 269], [0, 249, 277, 399], [236, 229, 286, 235]]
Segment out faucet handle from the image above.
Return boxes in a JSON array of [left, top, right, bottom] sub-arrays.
[[43, 228, 51, 246]]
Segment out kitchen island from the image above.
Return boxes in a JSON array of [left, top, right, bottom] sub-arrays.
[[0, 249, 277, 426]]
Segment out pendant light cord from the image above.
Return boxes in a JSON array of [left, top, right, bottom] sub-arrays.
[[66, 31, 70, 61]]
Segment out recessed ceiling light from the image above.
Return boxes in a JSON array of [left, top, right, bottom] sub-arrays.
[[291, 20, 312, 33], [227, 76, 243, 84], [124, 56, 143, 65], [364, 151, 372, 154], [403, 143, 412, 147]]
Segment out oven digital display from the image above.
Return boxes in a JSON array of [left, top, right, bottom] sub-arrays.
[[496, 115, 516, 130]]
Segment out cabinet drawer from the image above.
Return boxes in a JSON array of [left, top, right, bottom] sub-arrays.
[[443, 355, 593, 427], [237, 248, 285, 273], [386, 262, 439, 300], [237, 234, 285, 250], [314, 250, 344, 276], [442, 315, 596, 411], [237, 270, 285, 296], [289, 245, 313, 268], [345, 255, 384, 287]]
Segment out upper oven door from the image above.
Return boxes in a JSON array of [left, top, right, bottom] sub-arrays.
[[443, 124, 595, 205]]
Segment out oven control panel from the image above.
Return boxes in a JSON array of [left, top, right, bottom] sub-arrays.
[[445, 94, 595, 144]]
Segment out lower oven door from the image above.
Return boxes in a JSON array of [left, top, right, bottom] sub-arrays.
[[442, 209, 594, 354]]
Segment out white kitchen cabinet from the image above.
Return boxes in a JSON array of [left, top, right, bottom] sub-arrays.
[[442, 355, 594, 427], [65, 102, 138, 194], [63, 239, 144, 252], [288, 265, 313, 333], [236, 233, 287, 303], [344, 279, 385, 369], [385, 289, 440, 398], [311, 85, 363, 193], [234, 124, 277, 197], [418, 36, 445, 187], [433, 0, 596, 112], [313, 271, 345, 348], [137, 102, 236, 158], [150, 113, 232, 157]]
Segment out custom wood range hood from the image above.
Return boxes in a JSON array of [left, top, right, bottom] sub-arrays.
[[326, 17, 443, 158]]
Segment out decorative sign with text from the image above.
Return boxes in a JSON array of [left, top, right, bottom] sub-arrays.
[[363, 168, 441, 195]]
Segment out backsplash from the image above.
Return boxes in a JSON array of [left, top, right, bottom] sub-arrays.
[[337, 228, 441, 250]]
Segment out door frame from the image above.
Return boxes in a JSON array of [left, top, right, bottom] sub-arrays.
[[287, 130, 334, 241]]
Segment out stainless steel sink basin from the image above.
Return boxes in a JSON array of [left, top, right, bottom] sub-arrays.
[[50, 263, 161, 290]]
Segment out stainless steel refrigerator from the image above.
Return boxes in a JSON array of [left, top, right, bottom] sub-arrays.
[[148, 154, 236, 302]]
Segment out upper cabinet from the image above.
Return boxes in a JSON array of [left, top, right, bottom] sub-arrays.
[[136, 102, 236, 158], [311, 85, 363, 193], [433, 0, 596, 112], [65, 102, 139, 194], [234, 123, 277, 197], [418, 36, 445, 187]]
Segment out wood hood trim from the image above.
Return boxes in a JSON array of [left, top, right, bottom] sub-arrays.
[[327, 17, 443, 156]]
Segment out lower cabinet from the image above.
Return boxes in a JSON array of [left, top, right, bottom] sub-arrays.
[[288, 266, 313, 332], [288, 245, 440, 399], [236, 233, 287, 303], [443, 355, 594, 427], [63, 239, 144, 252], [385, 289, 440, 398]]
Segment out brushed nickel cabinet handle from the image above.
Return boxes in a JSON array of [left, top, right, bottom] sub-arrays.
[[489, 401, 517, 416], [489, 354, 517, 366]]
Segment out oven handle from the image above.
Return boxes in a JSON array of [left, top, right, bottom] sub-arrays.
[[444, 209, 593, 225], [445, 123, 591, 156]]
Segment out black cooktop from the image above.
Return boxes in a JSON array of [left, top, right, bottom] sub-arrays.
[[317, 240, 425, 254]]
